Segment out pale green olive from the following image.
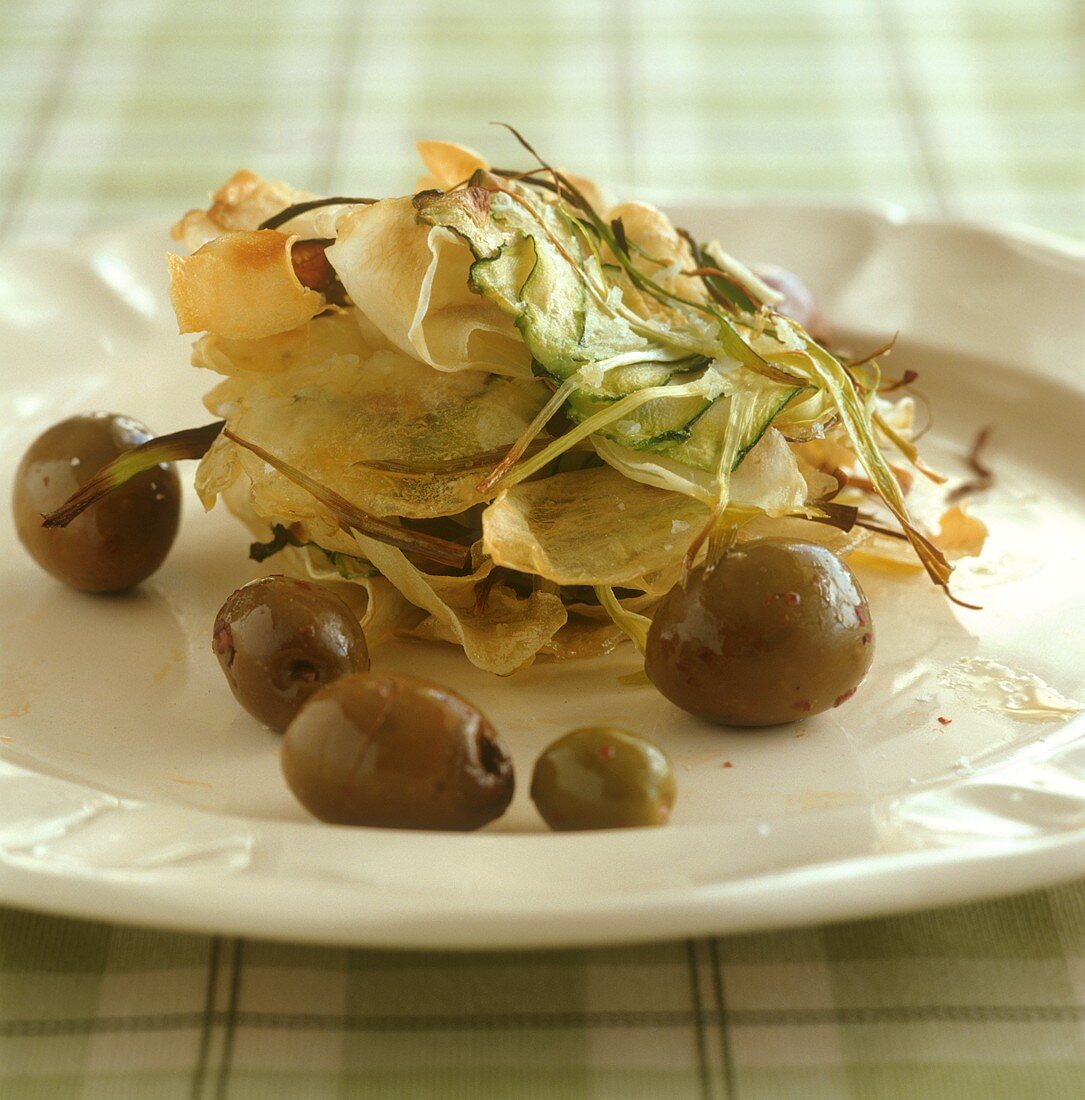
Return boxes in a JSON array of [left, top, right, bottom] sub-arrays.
[[530, 726, 676, 831]]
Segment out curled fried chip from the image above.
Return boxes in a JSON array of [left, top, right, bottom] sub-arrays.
[[849, 504, 988, 573], [171, 169, 358, 248], [193, 309, 388, 384], [168, 230, 325, 339], [171, 169, 317, 249], [326, 198, 530, 376], [934, 505, 988, 560]]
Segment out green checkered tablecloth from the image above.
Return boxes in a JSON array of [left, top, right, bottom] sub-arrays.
[[1, 0, 1083, 1096]]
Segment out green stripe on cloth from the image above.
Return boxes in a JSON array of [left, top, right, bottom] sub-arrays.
[[4, 891, 1085, 1096], [1, 0, 1080, 240]]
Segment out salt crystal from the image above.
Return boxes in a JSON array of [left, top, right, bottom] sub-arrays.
[[701, 368, 728, 401]]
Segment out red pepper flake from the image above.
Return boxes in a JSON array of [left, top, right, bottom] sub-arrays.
[[937, 716, 953, 726], [794, 731, 806, 739], [599, 744, 616, 761], [775, 591, 801, 606], [861, 632, 873, 646], [721, 760, 734, 769], [833, 688, 857, 708], [793, 699, 812, 713], [855, 603, 869, 625]]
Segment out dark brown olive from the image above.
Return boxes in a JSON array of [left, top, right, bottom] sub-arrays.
[[12, 413, 181, 592], [645, 539, 874, 727], [213, 575, 369, 731], [531, 726, 676, 831], [281, 672, 514, 830]]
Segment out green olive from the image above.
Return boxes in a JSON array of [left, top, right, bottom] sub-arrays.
[[213, 575, 369, 731], [12, 413, 181, 592], [645, 539, 874, 727], [281, 672, 514, 830], [530, 726, 676, 831]]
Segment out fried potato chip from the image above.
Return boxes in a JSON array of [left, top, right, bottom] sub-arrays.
[[327, 198, 530, 376], [540, 614, 630, 661], [168, 230, 325, 339], [356, 537, 567, 675], [416, 140, 489, 190], [483, 465, 709, 587], [933, 504, 988, 560], [848, 504, 987, 574], [171, 169, 317, 249], [606, 200, 706, 306], [192, 308, 389, 383], [193, 325, 312, 377], [198, 337, 549, 521]]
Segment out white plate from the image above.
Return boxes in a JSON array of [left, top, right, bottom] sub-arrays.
[[1, 205, 1084, 949]]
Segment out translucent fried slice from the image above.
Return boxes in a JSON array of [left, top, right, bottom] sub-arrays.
[[933, 505, 988, 560], [356, 537, 567, 675], [168, 230, 324, 339], [326, 198, 530, 376], [193, 325, 312, 377], [539, 614, 629, 661], [201, 344, 549, 521], [849, 504, 988, 573], [605, 200, 707, 307], [192, 308, 388, 382], [416, 140, 489, 190], [482, 465, 709, 587], [215, 481, 421, 648], [171, 169, 318, 249], [594, 426, 811, 515], [215, 450, 564, 672]]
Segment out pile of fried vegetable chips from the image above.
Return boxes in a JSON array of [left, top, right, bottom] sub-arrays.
[[169, 142, 981, 674]]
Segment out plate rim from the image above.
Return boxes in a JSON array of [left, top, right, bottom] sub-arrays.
[[2, 200, 1084, 948]]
